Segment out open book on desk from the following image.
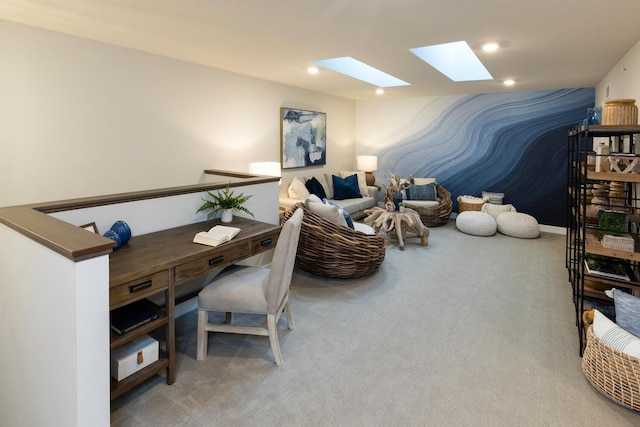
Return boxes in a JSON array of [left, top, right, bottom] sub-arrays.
[[193, 225, 241, 247]]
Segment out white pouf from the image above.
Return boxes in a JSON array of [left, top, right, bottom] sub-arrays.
[[456, 211, 497, 237], [496, 212, 540, 239]]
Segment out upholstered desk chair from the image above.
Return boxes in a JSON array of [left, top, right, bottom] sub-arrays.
[[196, 208, 303, 366]]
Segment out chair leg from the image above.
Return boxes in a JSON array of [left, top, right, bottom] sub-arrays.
[[285, 298, 295, 330], [267, 314, 283, 366], [196, 309, 208, 361]]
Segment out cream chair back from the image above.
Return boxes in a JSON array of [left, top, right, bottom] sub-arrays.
[[266, 208, 303, 314]]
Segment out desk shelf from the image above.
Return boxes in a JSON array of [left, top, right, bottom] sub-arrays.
[[110, 350, 169, 400], [110, 313, 169, 351]]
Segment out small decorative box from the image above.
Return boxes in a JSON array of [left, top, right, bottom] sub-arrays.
[[601, 234, 635, 252], [110, 335, 159, 381]]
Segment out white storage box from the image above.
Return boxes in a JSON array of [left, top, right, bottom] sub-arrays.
[[110, 335, 159, 381]]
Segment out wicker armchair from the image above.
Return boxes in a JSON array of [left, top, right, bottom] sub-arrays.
[[384, 184, 453, 227], [281, 203, 385, 279]]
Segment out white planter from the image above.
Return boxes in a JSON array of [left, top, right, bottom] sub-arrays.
[[221, 209, 233, 223]]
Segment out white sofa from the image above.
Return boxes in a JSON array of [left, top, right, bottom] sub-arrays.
[[279, 172, 379, 220]]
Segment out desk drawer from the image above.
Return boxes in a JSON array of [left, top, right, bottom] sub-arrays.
[[250, 231, 280, 255], [110, 271, 170, 309], [174, 245, 246, 284]]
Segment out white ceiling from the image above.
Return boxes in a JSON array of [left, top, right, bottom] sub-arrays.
[[2, 0, 640, 100]]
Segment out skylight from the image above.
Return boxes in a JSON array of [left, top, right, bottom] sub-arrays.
[[314, 57, 410, 88], [410, 41, 493, 82]]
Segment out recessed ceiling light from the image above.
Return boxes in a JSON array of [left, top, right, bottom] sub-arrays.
[[482, 42, 500, 52], [307, 66, 319, 74], [314, 57, 410, 87], [504, 79, 515, 86], [410, 41, 493, 82], [376, 88, 384, 95]]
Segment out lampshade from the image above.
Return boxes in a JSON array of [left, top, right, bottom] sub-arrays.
[[356, 155, 377, 172], [249, 162, 281, 177]]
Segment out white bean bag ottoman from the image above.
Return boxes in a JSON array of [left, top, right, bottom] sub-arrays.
[[456, 211, 497, 237], [496, 212, 540, 239]]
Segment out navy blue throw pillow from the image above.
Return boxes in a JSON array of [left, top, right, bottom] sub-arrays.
[[406, 183, 437, 201], [332, 174, 362, 200], [305, 176, 327, 200]]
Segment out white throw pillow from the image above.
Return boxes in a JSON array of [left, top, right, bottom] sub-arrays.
[[305, 194, 323, 205], [592, 309, 640, 359], [481, 203, 516, 220], [323, 173, 335, 199], [306, 200, 348, 227], [339, 170, 369, 197], [412, 177, 436, 185], [288, 177, 310, 200], [314, 175, 332, 199]]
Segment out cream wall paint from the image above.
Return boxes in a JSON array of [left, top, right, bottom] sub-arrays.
[[596, 39, 640, 108], [0, 20, 355, 207], [0, 225, 110, 427]]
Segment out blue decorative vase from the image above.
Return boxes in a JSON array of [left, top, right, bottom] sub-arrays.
[[110, 220, 131, 244], [103, 230, 122, 251], [392, 192, 403, 211]]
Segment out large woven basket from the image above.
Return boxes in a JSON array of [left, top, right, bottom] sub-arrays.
[[457, 196, 485, 213], [582, 310, 640, 412], [281, 203, 385, 279]]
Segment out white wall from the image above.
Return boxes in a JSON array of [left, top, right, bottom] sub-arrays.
[[596, 39, 640, 107], [0, 225, 110, 427], [0, 19, 355, 207]]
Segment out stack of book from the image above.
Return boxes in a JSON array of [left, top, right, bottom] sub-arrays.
[[111, 299, 161, 335]]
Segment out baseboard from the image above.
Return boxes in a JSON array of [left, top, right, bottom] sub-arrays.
[[540, 224, 565, 235]]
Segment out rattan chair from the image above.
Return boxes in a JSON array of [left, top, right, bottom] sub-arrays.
[[384, 184, 453, 227], [582, 310, 640, 412], [281, 203, 385, 279]]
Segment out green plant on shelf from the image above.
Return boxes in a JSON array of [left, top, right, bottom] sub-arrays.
[[597, 210, 627, 240]]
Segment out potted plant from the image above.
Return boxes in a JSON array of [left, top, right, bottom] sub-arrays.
[[197, 183, 254, 223]]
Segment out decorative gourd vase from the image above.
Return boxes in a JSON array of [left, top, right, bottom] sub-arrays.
[[221, 209, 233, 223], [103, 229, 122, 251], [110, 220, 131, 244], [392, 192, 403, 211]]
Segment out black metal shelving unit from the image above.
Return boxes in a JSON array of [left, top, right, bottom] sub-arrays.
[[566, 125, 640, 354]]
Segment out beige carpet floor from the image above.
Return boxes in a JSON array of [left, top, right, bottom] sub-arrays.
[[110, 221, 640, 426]]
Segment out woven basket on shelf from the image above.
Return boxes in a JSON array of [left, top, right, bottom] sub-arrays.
[[457, 195, 485, 213], [281, 203, 385, 279], [582, 310, 640, 412]]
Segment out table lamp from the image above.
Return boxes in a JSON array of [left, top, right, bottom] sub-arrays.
[[357, 155, 378, 186]]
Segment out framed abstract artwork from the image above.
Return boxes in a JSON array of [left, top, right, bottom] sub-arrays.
[[281, 108, 326, 169]]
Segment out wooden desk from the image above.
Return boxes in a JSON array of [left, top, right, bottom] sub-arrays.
[[108, 217, 280, 400]]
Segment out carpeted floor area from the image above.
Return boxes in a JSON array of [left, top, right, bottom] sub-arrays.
[[110, 221, 640, 426]]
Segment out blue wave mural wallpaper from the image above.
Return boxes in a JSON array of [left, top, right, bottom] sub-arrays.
[[372, 88, 594, 226]]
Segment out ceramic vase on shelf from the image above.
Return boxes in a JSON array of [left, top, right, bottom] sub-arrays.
[[221, 209, 233, 223]]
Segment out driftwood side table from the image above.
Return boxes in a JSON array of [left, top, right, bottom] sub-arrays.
[[364, 206, 429, 250]]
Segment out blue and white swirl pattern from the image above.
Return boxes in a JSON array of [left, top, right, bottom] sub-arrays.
[[375, 88, 594, 226]]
